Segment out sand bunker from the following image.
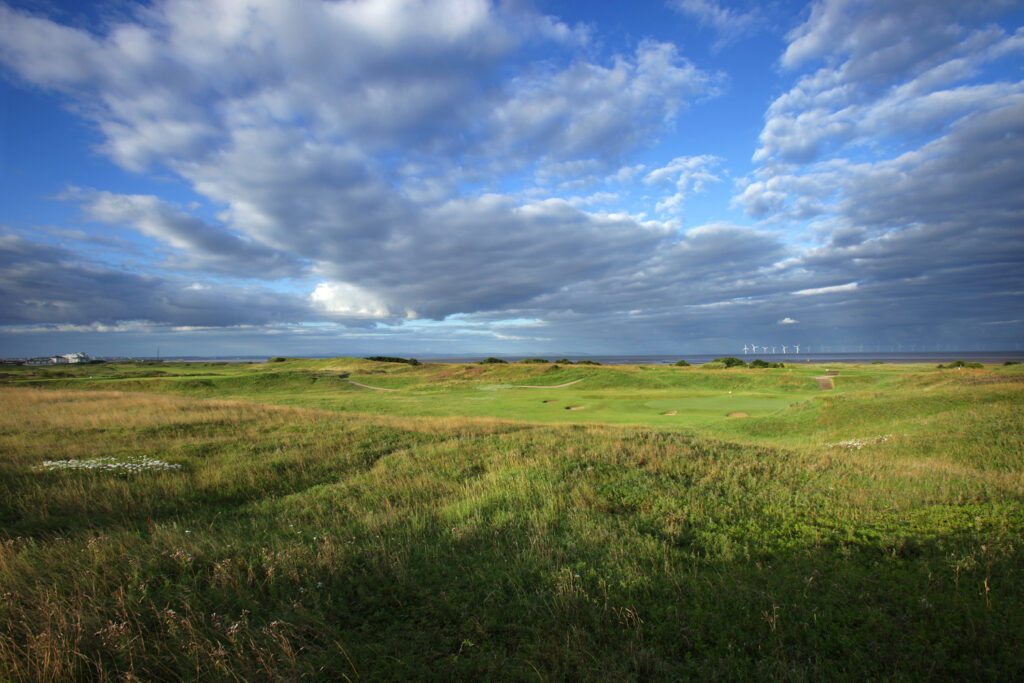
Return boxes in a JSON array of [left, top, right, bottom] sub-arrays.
[[662, 410, 677, 415], [727, 412, 748, 418], [565, 406, 585, 410], [815, 377, 835, 390]]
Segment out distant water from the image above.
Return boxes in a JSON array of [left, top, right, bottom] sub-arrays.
[[138, 351, 1024, 365], [419, 351, 1024, 365]]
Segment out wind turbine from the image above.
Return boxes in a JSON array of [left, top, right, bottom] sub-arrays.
[[750, 342, 757, 355], [794, 344, 800, 354], [742, 344, 749, 354], [761, 346, 768, 353], [781, 345, 788, 354], [771, 346, 777, 354]]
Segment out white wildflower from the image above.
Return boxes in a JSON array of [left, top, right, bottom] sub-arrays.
[[34, 455, 182, 473]]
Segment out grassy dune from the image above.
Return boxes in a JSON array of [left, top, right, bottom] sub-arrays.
[[1, 360, 1023, 679]]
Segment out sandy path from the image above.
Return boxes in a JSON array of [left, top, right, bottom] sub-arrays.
[[515, 378, 584, 389], [346, 380, 400, 392]]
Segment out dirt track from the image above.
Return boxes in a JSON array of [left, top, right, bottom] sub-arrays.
[[515, 379, 584, 389], [346, 380, 399, 392]]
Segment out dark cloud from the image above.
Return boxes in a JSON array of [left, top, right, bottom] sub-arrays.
[[0, 236, 312, 327]]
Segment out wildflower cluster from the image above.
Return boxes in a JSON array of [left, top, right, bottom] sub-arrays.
[[34, 455, 182, 473], [827, 434, 891, 450]]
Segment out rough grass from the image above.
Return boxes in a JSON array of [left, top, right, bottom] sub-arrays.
[[1, 361, 1023, 679]]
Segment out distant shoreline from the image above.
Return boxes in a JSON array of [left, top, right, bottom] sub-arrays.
[[92, 350, 1024, 365]]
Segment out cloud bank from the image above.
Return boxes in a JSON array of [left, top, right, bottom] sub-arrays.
[[0, 0, 1021, 354]]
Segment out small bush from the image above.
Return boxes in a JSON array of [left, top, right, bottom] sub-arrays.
[[365, 356, 420, 365], [713, 357, 747, 368], [269, 356, 287, 363], [554, 358, 573, 364], [480, 357, 508, 364], [576, 360, 601, 365], [871, 361, 884, 364], [519, 358, 550, 364], [938, 360, 984, 369], [749, 359, 784, 369], [1004, 360, 1021, 366], [674, 360, 691, 366]]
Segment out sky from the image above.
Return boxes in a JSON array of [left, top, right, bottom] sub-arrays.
[[1, 0, 1022, 358]]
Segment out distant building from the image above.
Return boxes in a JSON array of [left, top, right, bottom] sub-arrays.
[[63, 352, 90, 363], [50, 356, 69, 364]]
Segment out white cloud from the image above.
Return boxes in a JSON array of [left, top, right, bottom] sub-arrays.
[[668, 0, 762, 47], [793, 282, 858, 297], [643, 154, 722, 215], [309, 282, 392, 319], [777, 317, 799, 324]]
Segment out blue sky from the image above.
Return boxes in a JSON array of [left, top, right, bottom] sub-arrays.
[[1, 0, 1022, 357]]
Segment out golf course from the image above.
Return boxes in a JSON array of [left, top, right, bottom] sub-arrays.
[[2, 357, 1022, 679]]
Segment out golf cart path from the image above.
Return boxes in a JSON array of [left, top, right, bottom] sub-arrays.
[[346, 380, 400, 392], [515, 378, 584, 389]]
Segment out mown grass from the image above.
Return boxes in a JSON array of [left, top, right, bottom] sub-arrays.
[[1, 361, 1023, 679]]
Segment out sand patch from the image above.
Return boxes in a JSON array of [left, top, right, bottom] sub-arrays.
[[815, 377, 835, 390], [662, 410, 677, 415], [565, 406, 585, 410], [346, 380, 399, 392], [727, 412, 748, 418]]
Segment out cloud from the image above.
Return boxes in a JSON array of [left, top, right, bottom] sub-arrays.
[[309, 281, 394, 320], [668, 0, 762, 48], [777, 317, 798, 324], [0, 235, 314, 328], [73, 190, 303, 277], [1, 0, 1021, 354], [0, 1, 725, 330], [643, 155, 722, 215], [487, 40, 719, 164]]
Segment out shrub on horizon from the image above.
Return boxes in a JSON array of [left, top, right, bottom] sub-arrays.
[[749, 359, 784, 368], [1004, 360, 1020, 366], [938, 360, 984, 369], [674, 360, 691, 366], [576, 360, 601, 365], [713, 357, 747, 368], [480, 357, 508, 364], [365, 356, 420, 365], [519, 358, 550, 364], [269, 356, 287, 363]]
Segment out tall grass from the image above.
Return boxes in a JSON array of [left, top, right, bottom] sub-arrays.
[[1, 362, 1023, 679]]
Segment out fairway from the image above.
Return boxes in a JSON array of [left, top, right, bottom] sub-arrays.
[[2, 359, 1023, 679]]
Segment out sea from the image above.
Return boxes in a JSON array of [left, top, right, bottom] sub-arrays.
[[146, 351, 1024, 365]]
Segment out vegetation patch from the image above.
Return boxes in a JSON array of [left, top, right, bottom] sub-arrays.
[[1, 360, 1023, 678]]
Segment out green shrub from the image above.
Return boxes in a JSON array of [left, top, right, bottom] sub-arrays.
[[1004, 360, 1021, 366], [749, 359, 784, 369], [480, 357, 508, 364], [938, 360, 984, 369], [576, 359, 601, 365], [519, 358, 550, 364], [674, 359, 691, 367], [269, 356, 287, 363], [554, 358, 573, 364], [713, 357, 747, 368], [365, 356, 419, 365]]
